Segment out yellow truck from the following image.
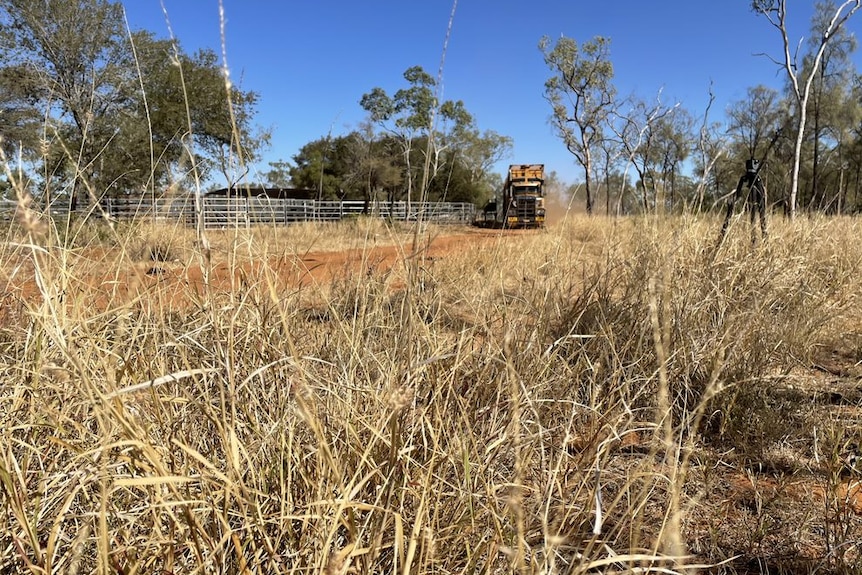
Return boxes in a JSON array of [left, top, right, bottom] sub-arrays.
[[477, 164, 546, 229]]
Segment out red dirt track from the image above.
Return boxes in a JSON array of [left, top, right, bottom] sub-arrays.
[[1, 227, 521, 316]]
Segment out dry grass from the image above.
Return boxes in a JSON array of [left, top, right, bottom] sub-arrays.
[[2, 6, 861, 568], [1, 207, 862, 574]]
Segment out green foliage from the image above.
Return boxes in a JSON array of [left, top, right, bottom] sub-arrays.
[[264, 160, 291, 188], [287, 133, 365, 200], [359, 65, 509, 206], [0, 0, 267, 205], [0, 65, 44, 159]]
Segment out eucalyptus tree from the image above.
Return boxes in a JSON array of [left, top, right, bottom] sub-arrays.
[[179, 47, 269, 190], [594, 129, 625, 215], [541, 35, 616, 215], [727, 85, 785, 162], [752, 0, 861, 217], [727, 86, 785, 192], [349, 128, 403, 210], [264, 160, 292, 188], [0, 0, 133, 208], [652, 107, 693, 211], [360, 66, 438, 208], [691, 87, 729, 212], [829, 75, 862, 212], [103, 32, 267, 199], [455, 127, 512, 200], [360, 65, 500, 207], [0, 65, 43, 161], [848, 80, 862, 210], [612, 95, 678, 214], [0, 0, 267, 209]]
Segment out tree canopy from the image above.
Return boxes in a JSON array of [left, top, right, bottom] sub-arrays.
[[4, 1, 861, 218], [265, 65, 512, 208], [0, 0, 267, 208], [541, 35, 616, 215], [535, 3, 862, 217], [358, 65, 510, 207]]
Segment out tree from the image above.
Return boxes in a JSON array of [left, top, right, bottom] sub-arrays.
[[360, 66, 500, 208], [0, 64, 43, 161], [348, 127, 403, 211], [727, 86, 785, 159], [288, 135, 356, 199], [94, 32, 268, 197], [827, 75, 862, 212], [179, 47, 269, 189], [455, 128, 512, 197], [752, 0, 862, 217], [264, 160, 292, 188], [691, 86, 729, 212], [360, 66, 478, 209], [541, 35, 616, 215], [612, 95, 678, 214], [595, 131, 625, 215], [0, 0, 268, 209], [0, 0, 132, 208], [651, 107, 693, 211], [804, 1, 858, 210], [360, 66, 436, 208]]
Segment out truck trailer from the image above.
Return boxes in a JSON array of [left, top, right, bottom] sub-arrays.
[[477, 164, 546, 229]]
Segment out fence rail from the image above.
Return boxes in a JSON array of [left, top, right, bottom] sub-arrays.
[[0, 196, 476, 228]]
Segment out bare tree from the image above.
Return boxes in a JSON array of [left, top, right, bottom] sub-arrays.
[[726, 85, 785, 159], [752, 0, 861, 217], [611, 94, 678, 214], [692, 85, 728, 212]]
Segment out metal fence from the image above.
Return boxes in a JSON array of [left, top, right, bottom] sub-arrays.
[[0, 196, 476, 228]]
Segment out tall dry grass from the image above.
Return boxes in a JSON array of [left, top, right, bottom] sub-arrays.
[[2, 2, 862, 570], [2, 203, 862, 573]]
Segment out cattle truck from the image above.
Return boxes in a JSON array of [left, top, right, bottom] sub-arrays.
[[478, 164, 546, 229]]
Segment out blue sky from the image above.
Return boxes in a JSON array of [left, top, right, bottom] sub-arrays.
[[120, 1, 861, 185]]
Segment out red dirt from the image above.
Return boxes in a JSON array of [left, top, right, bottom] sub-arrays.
[[1, 228, 520, 316]]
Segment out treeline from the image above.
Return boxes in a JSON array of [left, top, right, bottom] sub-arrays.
[[0, 0, 510, 210], [264, 65, 512, 208], [541, 1, 862, 216], [3, 0, 861, 215]]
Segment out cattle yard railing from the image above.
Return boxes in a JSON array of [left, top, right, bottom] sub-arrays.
[[0, 196, 477, 228]]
